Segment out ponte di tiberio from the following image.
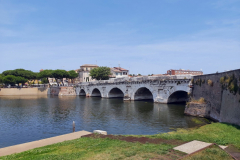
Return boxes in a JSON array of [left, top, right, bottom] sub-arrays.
[[75, 76, 191, 103]]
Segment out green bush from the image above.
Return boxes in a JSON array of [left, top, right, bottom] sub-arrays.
[[220, 77, 225, 84], [208, 79, 213, 86]]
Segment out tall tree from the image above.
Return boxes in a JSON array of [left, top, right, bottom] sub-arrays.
[[41, 78, 48, 84], [37, 70, 54, 83], [0, 74, 3, 84], [2, 75, 16, 86], [52, 70, 70, 84], [15, 76, 28, 86], [2, 69, 37, 80], [68, 70, 78, 83], [90, 67, 111, 80]]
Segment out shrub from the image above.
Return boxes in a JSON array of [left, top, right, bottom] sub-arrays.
[[198, 97, 205, 103], [220, 77, 225, 84], [208, 79, 213, 86], [228, 79, 238, 94], [189, 97, 206, 104]]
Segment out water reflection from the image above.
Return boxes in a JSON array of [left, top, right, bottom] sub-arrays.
[[0, 96, 208, 148]]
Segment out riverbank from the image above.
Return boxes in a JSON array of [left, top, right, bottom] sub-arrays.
[[1, 123, 239, 160]]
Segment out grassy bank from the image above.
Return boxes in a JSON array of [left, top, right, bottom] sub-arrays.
[[146, 122, 240, 149], [1, 138, 178, 160], [1, 123, 240, 160]]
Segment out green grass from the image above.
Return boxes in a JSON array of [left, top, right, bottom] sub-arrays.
[[1, 137, 175, 160], [1, 123, 240, 160], [146, 123, 240, 149], [181, 145, 233, 160]]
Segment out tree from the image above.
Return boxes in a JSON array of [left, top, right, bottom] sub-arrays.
[[41, 78, 48, 84], [37, 70, 54, 83], [15, 76, 28, 86], [2, 75, 16, 86], [52, 70, 70, 84], [68, 70, 78, 83], [0, 74, 3, 84], [2, 69, 37, 80], [90, 66, 111, 80]]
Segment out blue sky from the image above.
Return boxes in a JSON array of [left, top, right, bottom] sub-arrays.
[[0, 0, 239, 75]]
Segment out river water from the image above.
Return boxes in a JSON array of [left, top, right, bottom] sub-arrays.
[[0, 95, 208, 148]]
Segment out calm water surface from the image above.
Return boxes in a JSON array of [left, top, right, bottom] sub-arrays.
[[0, 95, 207, 148]]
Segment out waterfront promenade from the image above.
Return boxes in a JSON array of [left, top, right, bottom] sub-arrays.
[[0, 130, 91, 157]]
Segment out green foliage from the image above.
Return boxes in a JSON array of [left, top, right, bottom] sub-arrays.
[[52, 69, 70, 80], [0, 74, 3, 83], [41, 78, 48, 84], [2, 69, 37, 80], [148, 123, 240, 149], [195, 79, 203, 86], [220, 74, 239, 94], [68, 70, 78, 80], [37, 70, 54, 79], [220, 76, 225, 84], [15, 76, 28, 85], [2, 75, 17, 85], [90, 66, 111, 80]]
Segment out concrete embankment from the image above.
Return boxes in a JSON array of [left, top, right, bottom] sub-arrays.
[[0, 87, 49, 96], [0, 130, 91, 157], [0, 87, 77, 96]]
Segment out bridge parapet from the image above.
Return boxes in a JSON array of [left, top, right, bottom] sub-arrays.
[[77, 75, 192, 86]]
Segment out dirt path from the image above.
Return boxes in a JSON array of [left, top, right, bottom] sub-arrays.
[[82, 134, 187, 160]]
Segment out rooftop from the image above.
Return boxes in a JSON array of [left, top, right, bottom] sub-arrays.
[[169, 69, 203, 72], [80, 64, 99, 67], [111, 67, 128, 72]]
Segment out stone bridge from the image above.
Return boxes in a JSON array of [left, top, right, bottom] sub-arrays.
[[76, 76, 192, 103]]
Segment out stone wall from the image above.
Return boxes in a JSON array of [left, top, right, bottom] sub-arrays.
[[184, 103, 210, 118], [190, 69, 240, 125], [0, 87, 49, 96], [50, 87, 76, 96]]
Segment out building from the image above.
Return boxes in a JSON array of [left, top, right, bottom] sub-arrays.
[[77, 64, 99, 82], [110, 67, 129, 78], [167, 69, 203, 76]]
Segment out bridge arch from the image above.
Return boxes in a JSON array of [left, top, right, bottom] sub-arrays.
[[79, 89, 86, 96], [167, 90, 188, 104], [108, 87, 124, 98], [91, 88, 102, 97], [134, 87, 153, 101]]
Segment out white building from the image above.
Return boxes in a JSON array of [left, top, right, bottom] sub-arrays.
[[77, 64, 99, 82], [110, 67, 129, 78]]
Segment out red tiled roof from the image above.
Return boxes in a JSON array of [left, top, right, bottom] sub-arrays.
[[111, 67, 128, 72]]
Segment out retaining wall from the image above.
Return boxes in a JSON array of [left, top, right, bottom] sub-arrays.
[[190, 69, 240, 126], [0, 87, 49, 96], [50, 87, 76, 96]]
